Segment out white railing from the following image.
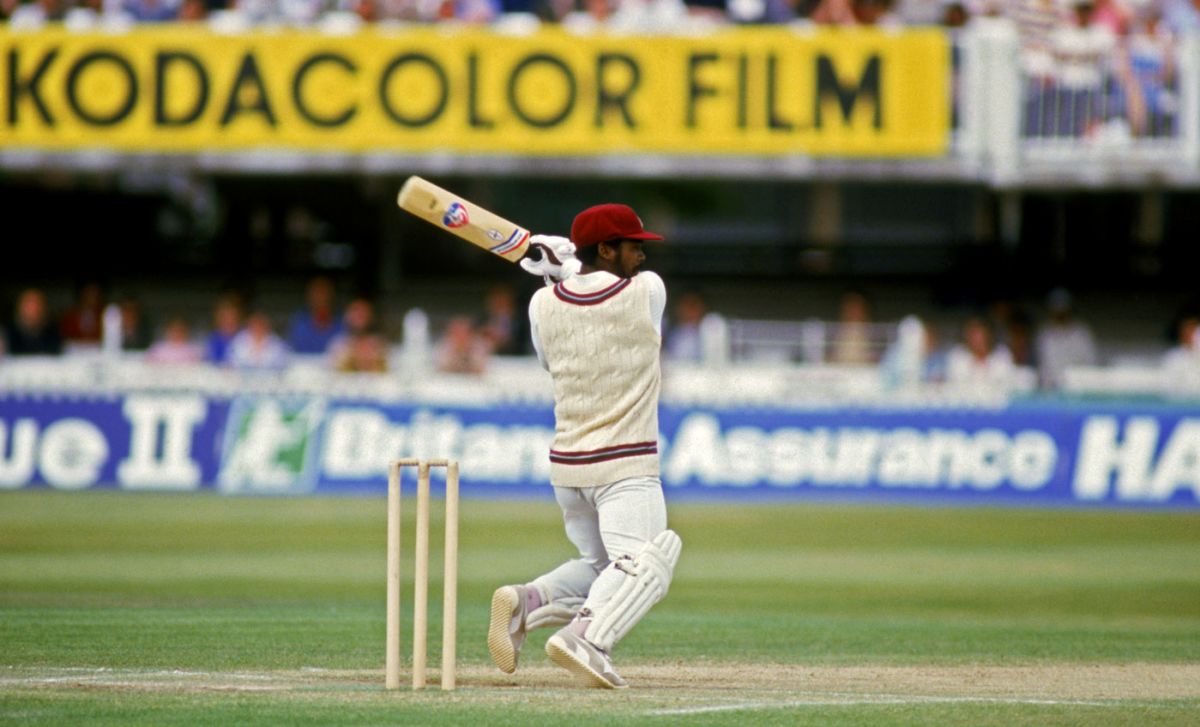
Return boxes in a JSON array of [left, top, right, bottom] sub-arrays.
[[956, 21, 1200, 185], [0, 352, 1045, 409], [722, 318, 896, 365]]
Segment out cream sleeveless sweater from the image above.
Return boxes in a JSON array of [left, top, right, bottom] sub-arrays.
[[531, 271, 663, 487]]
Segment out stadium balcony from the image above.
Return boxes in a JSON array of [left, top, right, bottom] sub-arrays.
[[950, 20, 1200, 188]]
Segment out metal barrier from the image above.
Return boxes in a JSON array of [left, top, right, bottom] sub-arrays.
[[724, 319, 897, 365]]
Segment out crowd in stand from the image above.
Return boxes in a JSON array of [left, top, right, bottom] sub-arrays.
[[659, 286, 1200, 392], [0, 277, 527, 376], [3, 278, 1198, 392], [3, 0, 1200, 38], [3, 0, 1198, 141]]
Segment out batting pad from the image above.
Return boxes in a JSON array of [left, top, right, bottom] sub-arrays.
[[585, 529, 682, 651]]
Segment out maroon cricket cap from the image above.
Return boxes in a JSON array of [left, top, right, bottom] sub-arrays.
[[571, 204, 664, 248]]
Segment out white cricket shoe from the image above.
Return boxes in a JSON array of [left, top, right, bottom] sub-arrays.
[[545, 627, 628, 689], [487, 585, 528, 674]]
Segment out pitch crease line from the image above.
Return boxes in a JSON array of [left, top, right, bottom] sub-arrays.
[[0, 668, 291, 686], [646, 695, 1119, 716]]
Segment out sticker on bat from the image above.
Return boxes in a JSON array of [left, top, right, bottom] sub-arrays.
[[486, 229, 505, 242], [443, 203, 470, 229]]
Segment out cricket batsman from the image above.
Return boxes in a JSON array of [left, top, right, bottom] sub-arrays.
[[486, 203, 682, 689]]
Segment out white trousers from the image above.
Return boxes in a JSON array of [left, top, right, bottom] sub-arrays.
[[531, 474, 667, 616]]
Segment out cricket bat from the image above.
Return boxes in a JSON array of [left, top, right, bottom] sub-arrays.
[[397, 176, 531, 263]]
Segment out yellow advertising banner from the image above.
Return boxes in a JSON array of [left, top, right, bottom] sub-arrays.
[[0, 26, 948, 156]]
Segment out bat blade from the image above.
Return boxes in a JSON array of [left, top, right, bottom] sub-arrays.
[[397, 176, 531, 263]]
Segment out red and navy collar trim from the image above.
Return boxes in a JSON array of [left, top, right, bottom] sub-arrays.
[[553, 277, 631, 306], [550, 441, 658, 465]]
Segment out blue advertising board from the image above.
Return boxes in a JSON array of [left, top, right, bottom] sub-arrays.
[[2, 392, 1198, 508]]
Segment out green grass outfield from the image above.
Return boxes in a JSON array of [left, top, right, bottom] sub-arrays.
[[1, 491, 1198, 726]]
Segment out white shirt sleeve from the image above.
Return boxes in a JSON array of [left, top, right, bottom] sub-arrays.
[[528, 292, 548, 370], [642, 271, 666, 336]]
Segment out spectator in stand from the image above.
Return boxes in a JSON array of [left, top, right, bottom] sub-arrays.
[[1162, 0, 1200, 34], [1167, 312, 1200, 353], [852, 0, 900, 24], [1162, 309, 1200, 394], [811, 0, 899, 25], [1049, 0, 1124, 138], [77, 0, 105, 15], [117, 294, 154, 351], [123, 0, 180, 21], [59, 281, 106, 347], [1090, 0, 1130, 35], [435, 316, 490, 375], [1162, 303, 1200, 354], [733, 0, 766, 21], [810, 0, 853, 22], [227, 310, 291, 371], [6, 0, 68, 23], [1005, 306, 1037, 369], [332, 326, 388, 372], [685, 0, 727, 21], [346, 0, 377, 20], [984, 295, 1025, 358], [945, 314, 1017, 388], [288, 276, 343, 355], [4, 288, 62, 356], [1012, 0, 1065, 135], [923, 320, 948, 383], [581, 0, 615, 21], [664, 290, 708, 362], [476, 284, 523, 355], [548, 0, 614, 29], [940, 0, 967, 26], [893, 0, 943, 24], [328, 297, 389, 372], [146, 317, 205, 365], [453, 0, 501, 22], [178, 0, 208, 19], [1011, 0, 1065, 52], [1128, 2, 1178, 137], [1035, 287, 1097, 389], [829, 289, 877, 365], [205, 294, 245, 365], [364, 0, 425, 21], [881, 315, 950, 388], [335, 332, 389, 372], [571, 0, 660, 28], [688, 0, 793, 23], [235, 0, 326, 25]]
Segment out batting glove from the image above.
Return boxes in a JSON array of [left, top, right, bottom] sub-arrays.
[[520, 235, 582, 284]]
